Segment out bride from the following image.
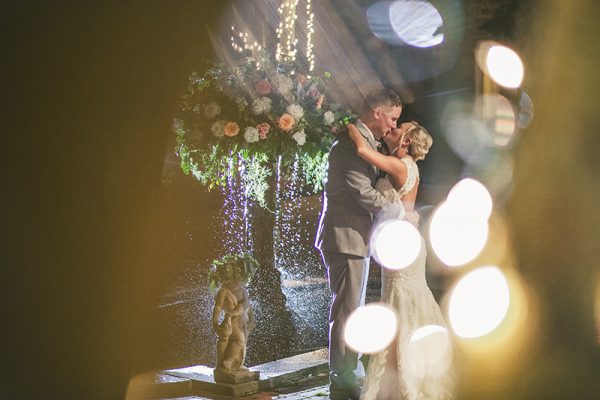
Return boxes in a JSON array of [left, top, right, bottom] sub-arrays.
[[348, 122, 456, 400]]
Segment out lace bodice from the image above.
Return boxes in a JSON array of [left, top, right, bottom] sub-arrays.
[[397, 156, 419, 197], [374, 156, 419, 201]]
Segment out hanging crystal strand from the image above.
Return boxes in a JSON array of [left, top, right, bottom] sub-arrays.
[[243, 155, 255, 255], [284, 154, 302, 278], [221, 156, 242, 255], [273, 154, 283, 270]]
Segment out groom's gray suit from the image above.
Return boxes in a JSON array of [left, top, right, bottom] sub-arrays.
[[315, 121, 391, 390]]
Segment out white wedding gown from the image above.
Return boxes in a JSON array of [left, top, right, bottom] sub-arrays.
[[361, 157, 456, 400]]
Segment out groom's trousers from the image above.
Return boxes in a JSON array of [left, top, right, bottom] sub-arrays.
[[321, 250, 370, 386]]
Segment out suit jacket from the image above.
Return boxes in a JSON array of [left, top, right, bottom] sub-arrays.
[[315, 123, 391, 257]]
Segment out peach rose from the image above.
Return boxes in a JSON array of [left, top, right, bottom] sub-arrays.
[[255, 79, 272, 96], [257, 122, 271, 139], [277, 113, 295, 132], [316, 94, 325, 110], [223, 121, 240, 137]]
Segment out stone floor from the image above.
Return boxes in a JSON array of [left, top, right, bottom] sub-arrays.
[[127, 349, 332, 400]]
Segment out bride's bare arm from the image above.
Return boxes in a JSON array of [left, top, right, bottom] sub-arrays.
[[347, 123, 406, 178]]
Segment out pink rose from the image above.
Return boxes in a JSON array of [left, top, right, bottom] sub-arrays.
[[277, 113, 295, 132], [257, 122, 271, 139], [255, 79, 272, 96]]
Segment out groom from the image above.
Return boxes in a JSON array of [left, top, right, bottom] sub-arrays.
[[315, 88, 403, 400]]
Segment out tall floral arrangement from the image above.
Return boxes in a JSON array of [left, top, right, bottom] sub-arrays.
[[173, 52, 355, 207]]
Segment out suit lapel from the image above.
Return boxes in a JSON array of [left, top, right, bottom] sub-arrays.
[[354, 122, 379, 177]]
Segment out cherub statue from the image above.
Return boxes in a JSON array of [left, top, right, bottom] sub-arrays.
[[209, 253, 257, 381]]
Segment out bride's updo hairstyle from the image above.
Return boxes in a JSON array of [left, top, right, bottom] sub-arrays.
[[404, 122, 433, 161]]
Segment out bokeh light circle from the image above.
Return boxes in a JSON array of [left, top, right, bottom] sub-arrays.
[[448, 266, 510, 338], [367, 0, 444, 48], [344, 303, 398, 354], [372, 219, 422, 270], [447, 178, 493, 221], [485, 45, 524, 88], [429, 200, 489, 267]]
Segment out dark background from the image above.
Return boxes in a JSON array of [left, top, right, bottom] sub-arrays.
[[3, 2, 228, 398]]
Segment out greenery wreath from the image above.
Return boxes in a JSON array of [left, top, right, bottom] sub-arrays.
[[207, 253, 259, 294]]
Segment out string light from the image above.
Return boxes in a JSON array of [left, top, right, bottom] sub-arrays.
[[305, 0, 315, 76], [230, 25, 262, 54], [276, 0, 300, 64]]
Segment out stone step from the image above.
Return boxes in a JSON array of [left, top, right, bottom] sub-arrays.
[[130, 348, 329, 399]]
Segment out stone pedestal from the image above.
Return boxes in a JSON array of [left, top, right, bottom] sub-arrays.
[[213, 368, 260, 384], [210, 368, 260, 396]]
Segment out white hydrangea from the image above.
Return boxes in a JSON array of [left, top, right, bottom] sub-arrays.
[[243, 126, 260, 143], [251, 97, 272, 115], [211, 120, 226, 137], [204, 101, 221, 118], [323, 110, 335, 125], [292, 129, 306, 146], [287, 104, 304, 120], [274, 73, 294, 95], [236, 97, 248, 109]]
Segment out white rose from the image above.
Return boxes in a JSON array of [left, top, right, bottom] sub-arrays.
[[243, 126, 260, 143], [287, 104, 304, 120], [292, 129, 306, 146], [251, 97, 273, 115], [211, 120, 226, 137], [323, 110, 335, 125], [204, 101, 221, 118]]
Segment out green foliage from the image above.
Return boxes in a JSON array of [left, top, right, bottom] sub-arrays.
[[207, 253, 259, 294], [173, 52, 356, 206]]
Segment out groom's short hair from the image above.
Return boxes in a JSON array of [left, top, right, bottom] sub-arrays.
[[359, 88, 403, 114]]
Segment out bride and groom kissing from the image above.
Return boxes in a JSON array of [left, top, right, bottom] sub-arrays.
[[315, 88, 454, 400]]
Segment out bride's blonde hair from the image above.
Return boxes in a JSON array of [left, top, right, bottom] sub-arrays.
[[404, 122, 433, 161]]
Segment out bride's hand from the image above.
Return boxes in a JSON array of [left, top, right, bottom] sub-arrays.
[[405, 210, 420, 228], [347, 123, 366, 151]]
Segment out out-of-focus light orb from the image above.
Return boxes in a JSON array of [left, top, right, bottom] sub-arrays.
[[409, 325, 452, 363], [344, 303, 398, 354], [368, 0, 444, 48], [477, 94, 517, 147], [447, 178, 493, 221], [372, 219, 422, 270], [517, 90, 534, 129], [442, 107, 489, 163], [389, 1, 444, 48], [461, 151, 515, 207], [406, 325, 453, 380], [486, 45, 524, 88], [448, 266, 510, 338], [429, 201, 489, 267]]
